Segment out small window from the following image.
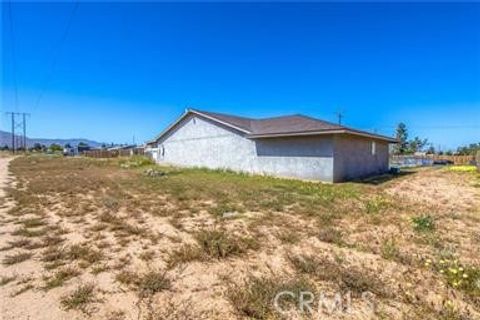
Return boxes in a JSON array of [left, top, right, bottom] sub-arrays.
[[371, 141, 376, 155], [161, 146, 165, 157]]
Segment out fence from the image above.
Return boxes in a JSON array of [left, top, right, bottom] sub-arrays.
[[390, 154, 476, 167], [83, 148, 144, 158]]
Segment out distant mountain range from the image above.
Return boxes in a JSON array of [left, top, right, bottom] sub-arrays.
[[0, 130, 104, 148]]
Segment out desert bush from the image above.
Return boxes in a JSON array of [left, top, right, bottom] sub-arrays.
[[364, 196, 390, 214], [67, 244, 104, 264], [289, 254, 390, 298], [227, 275, 314, 319], [61, 283, 96, 311], [412, 215, 435, 232], [116, 270, 170, 298], [136, 271, 171, 297], [119, 156, 154, 169], [44, 266, 80, 290], [317, 227, 344, 246], [195, 229, 259, 260], [381, 238, 400, 260], [426, 258, 480, 298], [167, 244, 204, 268]]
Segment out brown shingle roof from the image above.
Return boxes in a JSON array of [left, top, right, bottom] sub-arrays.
[[192, 109, 396, 142], [150, 109, 397, 143]]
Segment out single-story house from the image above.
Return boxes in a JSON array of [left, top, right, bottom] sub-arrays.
[[146, 109, 397, 182]]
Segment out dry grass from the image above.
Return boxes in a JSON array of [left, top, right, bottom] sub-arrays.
[[1, 155, 479, 319], [60, 283, 97, 311], [43, 266, 81, 290], [2, 252, 33, 265], [227, 275, 314, 319]]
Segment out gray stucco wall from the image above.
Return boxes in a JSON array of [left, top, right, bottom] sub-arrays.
[[157, 114, 257, 172], [254, 136, 334, 181], [333, 134, 390, 182], [155, 114, 335, 181]]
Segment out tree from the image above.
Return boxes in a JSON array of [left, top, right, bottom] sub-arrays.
[[64, 143, 72, 149], [394, 122, 408, 154], [78, 142, 89, 148], [408, 136, 429, 153], [49, 144, 63, 152], [426, 144, 435, 154], [457, 142, 480, 155]]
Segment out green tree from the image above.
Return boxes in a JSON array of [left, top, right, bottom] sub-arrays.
[[408, 136, 429, 153], [457, 142, 480, 155], [49, 144, 63, 152], [394, 122, 408, 154], [426, 144, 435, 154]]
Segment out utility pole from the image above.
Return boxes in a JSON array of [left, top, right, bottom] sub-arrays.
[[5, 112, 30, 154], [335, 109, 345, 125], [11, 113, 15, 153], [23, 113, 27, 151]]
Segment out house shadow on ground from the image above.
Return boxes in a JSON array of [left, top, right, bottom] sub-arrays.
[[353, 170, 417, 185]]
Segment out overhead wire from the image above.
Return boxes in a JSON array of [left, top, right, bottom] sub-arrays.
[[7, 1, 19, 112], [32, 0, 79, 112]]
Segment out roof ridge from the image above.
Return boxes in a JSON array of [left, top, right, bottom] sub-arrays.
[[255, 114, 302, 121], [190, 108, 255, 121], [295, 114, 344, 128]]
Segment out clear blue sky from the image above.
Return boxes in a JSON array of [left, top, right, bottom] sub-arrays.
[[1, 2, 479, 149]]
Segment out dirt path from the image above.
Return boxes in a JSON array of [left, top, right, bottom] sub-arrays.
[[0, 157, 91, 320]]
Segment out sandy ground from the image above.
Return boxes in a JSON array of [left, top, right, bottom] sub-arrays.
[[0, 157, 78, 320], [1, 158, 479, 320], [385, 167, 480, 213]]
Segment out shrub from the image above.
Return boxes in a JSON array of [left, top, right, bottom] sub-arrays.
[[227, 275, 314, 319], [167, 245, 204, 268], [317, 227, 344, 246], [61, 283, 96, 311], [44, 266, 80, 290], [381, 238, 400, 260], [136, 271, 171, 297], [116, 270, 171, 298], [289, 254, 390, 298], [195, 229, 259, 260], [412, 215, 435, 232], [119, 156, 154, 169]]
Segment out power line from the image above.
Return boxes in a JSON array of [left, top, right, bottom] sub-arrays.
[[33, 1, 79, 111], [7, 1, 19, 112], [368, 125, 480, 130]]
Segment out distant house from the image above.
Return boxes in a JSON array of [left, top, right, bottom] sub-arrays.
[[147, 109, 397, 182]]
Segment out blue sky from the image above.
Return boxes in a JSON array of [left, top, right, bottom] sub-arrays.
[[1, 2, 479, 149]]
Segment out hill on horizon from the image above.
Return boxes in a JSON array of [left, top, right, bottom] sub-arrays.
[[0, 130, 104, 149]]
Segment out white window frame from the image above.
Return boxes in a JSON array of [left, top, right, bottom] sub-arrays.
[[371, 141, 376, 155]]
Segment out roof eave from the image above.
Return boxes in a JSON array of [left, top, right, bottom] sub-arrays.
[[149, 109, 252, 144], [248, 129, 398, 143]]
